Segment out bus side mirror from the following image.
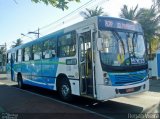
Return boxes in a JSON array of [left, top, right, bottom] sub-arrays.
[[97, 38, 103, 51]]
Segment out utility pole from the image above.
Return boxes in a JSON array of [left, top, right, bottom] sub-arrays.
[[28, 28, 40, 38], [21, 33, 33, 40]]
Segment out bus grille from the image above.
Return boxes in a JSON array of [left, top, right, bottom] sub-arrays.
[[113, 74, 145, 85]]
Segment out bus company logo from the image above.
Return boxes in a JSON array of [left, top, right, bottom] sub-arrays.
[[131, 58, 145, 65]]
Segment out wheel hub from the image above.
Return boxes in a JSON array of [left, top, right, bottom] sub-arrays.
[[61, 85, 69, 97]]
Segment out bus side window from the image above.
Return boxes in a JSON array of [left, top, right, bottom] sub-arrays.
[[11, 53, 15, 62], [43, 39, 56, 59], [16, 49, 22, 62], [58, 31, 76, 57], [23, 47, 30, 61], [22, 49, 25, 61], [33, 43, 42, 60], [18, 49, 22, 62], [16, 50, 18, 62], [7, 53, 11, 63]]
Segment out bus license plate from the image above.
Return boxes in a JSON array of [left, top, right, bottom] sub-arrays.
[[126, 88, 134, 93]]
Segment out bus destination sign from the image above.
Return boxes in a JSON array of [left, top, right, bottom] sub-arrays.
[[105, 20, 136, 30], [98, 17, 142, 32]]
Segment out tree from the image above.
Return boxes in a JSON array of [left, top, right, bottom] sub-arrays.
[[137, 7, 160, 55], [119, 4, 160, 57], [80, 6, 104, 19], [152, 0, 160, 10], [0, 45, 7, 67], [31, 0, 80, 10], [137, 7, 160, 41], [150, 36, 160, 53], [120, 4, 140, 20], [11, 39, 23, 48]]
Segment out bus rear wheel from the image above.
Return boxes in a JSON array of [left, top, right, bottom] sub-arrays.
[[58, 78, 72, 101], [17, 74, 24, 89]]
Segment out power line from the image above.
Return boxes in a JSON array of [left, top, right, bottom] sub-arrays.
[[40, 0, 95, 30], [39, 0, 108, 32], [21, 0, 107, 39]]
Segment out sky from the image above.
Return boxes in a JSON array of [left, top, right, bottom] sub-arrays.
[[0, 0, 152, 49]]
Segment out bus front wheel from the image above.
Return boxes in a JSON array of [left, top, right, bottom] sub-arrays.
[[17, 74, 24, 89], [58, 78, 72, 101]]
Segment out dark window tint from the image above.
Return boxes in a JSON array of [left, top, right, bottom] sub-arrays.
[[18, 49, 22, 62], [43, 39, 56, 59], [58, 32, 76, 57], [33, 43, 42, 60], [16, 49, 22, 62], [7, 53, 11, 63], [23, 47, 31, 61]]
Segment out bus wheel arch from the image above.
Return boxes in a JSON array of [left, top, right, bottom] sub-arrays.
[[56, 74, 72, 101], [17, 72, 24, 89]]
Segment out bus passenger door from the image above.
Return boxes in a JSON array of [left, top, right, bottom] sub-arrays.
[[78, 26, 96, 98]]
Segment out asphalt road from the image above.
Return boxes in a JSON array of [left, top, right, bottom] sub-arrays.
[[0, 74, 160, 119]]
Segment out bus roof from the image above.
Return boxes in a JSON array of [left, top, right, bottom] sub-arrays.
[[7, 16, 142, 53]]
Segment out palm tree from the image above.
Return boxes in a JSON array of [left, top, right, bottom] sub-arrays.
[[11, 39, 23, 48], [137, 7, 160, 55], [152, 0, 160, 10], [119, 4, 140, 20], [80, 6, 104, 19], [137, 7, 160, 40], [120, 4, 160, 57]]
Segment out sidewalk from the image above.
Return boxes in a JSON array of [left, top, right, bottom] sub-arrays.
[[0, 74, 17, 86], [0, 73, 7, 80], [149, 79, 160, 92]]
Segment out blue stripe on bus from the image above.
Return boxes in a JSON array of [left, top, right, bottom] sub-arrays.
[[21, 57, 59, 90], [108, 70, 147, 86], [23, 79, 54, 90]]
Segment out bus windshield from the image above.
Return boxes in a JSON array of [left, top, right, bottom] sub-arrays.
[[100, 30, 147, 67]]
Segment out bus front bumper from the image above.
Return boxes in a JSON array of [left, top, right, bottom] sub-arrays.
[[96, 80, 149, 101]]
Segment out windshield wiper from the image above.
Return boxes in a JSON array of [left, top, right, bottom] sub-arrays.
[[113, 31, 125, 55]]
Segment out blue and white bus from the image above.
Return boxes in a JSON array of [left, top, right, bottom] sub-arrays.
[[6, 16, 149, 101]]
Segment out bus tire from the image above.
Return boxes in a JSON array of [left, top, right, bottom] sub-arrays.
[[17, 74, 24, 89], [58, 78, 72, 101]]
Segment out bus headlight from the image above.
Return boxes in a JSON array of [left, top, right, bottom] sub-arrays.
[[104, 78, 112, 86], [103, 73, 112, 86], [144, 76, 149, 81]]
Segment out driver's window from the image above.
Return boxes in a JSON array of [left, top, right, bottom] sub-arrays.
[[101, 31, 118, 53]]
